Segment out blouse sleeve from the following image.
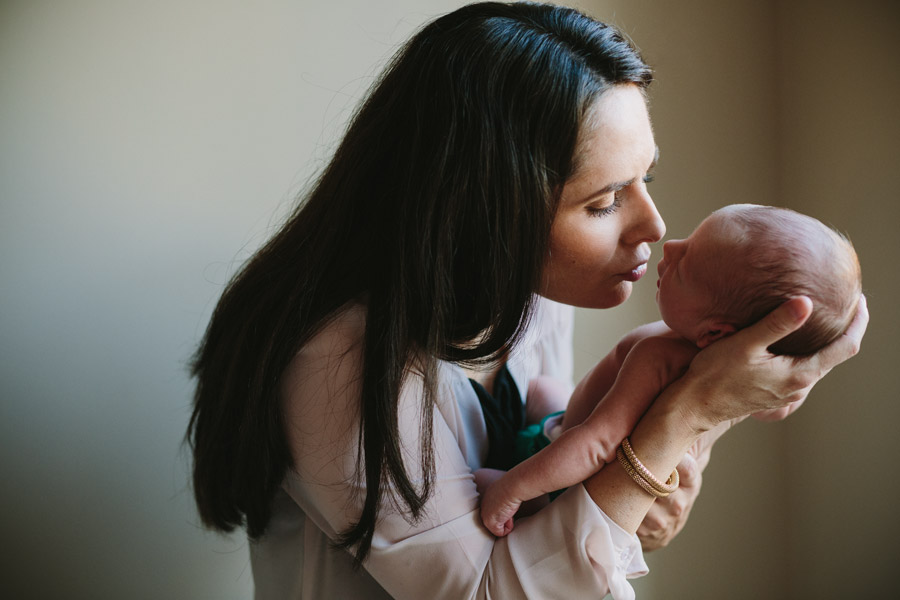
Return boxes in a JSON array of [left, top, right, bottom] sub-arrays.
[[280, 304, 647, 600]]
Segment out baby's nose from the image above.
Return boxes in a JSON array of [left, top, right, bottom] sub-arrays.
[[662, 239, 683, 257]]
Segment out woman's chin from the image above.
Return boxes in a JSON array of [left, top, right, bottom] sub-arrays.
[[538, 280, 633, 309], [581, 282, 633, 309], [602, 284, 633, 308]]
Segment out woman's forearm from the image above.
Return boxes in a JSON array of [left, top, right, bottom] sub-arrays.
[[582, 377, 700, 533]]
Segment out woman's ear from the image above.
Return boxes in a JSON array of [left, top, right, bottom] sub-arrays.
[[696, 322, 737, 348]]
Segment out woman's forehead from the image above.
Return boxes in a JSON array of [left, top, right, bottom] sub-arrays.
[[569, 85, 655, 181]]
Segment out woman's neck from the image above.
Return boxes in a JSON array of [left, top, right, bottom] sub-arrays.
[[461, 352, 508, 395]]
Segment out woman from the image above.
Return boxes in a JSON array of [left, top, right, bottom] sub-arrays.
[[188, 3, 866, 598]]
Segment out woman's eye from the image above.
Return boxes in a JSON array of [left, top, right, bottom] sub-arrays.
[[643, 173, 655, 184], [587, 191, 622, 218]]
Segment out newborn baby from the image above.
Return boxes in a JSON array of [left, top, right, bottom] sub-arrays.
[[477, 204, 862, 536]]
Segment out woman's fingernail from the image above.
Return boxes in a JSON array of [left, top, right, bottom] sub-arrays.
[[789, 297, 812, 320]]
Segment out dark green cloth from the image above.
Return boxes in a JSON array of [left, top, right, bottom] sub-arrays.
[[468, 363, 524, 471]]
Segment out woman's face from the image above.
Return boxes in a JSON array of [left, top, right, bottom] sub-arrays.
[[540, 84, 665, 309]]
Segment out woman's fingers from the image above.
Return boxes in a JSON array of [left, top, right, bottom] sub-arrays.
[[674, 451, 701, 491], [774, 293, 867, 394], [637, 453, 702, 551], [738, 296, 813, 352], [808, 293, 868, 371]]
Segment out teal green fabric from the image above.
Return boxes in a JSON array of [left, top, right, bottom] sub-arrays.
[[514, 411, 566, 500], [514, 411, 560, 462]]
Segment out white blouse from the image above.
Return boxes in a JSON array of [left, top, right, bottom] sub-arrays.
[[250, 298, 648, 599]]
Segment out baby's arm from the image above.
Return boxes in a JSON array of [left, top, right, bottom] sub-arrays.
[[575, 333, 700, 461], [480, 333, 699, 537], [562, 320, 674, 429]]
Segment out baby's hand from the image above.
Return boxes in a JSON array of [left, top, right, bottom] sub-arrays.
[[480, 481, 520, 537]]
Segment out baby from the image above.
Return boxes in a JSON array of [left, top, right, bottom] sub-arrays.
[[478, 204, 862, 536]]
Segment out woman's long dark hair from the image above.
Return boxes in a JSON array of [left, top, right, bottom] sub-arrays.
[[188, 1, 651, 564]]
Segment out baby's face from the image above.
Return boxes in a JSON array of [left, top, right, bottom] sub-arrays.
[[655, 210, 739, 344]]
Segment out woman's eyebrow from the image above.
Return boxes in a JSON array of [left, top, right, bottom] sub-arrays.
[[592, 179, 631, 197], [580, 146, 660, 201]]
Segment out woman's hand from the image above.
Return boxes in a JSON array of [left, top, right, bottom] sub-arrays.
[[638, 296, 868, 548], [636, 416, 736, 549], [750, 398, 805, 422], [637, 451, 701, 550], [675, 295, 868, 432]]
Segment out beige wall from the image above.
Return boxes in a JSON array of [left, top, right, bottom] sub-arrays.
[[1, 1, 896, 598], [777, 1, 900, 597], [573, 1, 900, 599]]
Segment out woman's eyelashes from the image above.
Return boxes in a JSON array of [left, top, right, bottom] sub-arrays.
[[586, 173, 653, 218], [587, 193, 622, 217]]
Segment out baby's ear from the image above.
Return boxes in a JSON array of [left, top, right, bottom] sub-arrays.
[[696, 322, 737, 348]]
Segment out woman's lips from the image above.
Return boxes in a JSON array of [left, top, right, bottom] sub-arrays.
[[621, 263, 647, 282]]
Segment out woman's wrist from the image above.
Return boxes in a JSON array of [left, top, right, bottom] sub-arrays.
[[626, 386, 702, 478], [648, 373, 718, 436], [583, 379, 704, 533]]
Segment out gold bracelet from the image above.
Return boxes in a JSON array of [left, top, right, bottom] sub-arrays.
[[621, 437, 679, 494], [616, 447, 670, 498]]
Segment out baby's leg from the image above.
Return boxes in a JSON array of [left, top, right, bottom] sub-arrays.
[[525, 375, 570, 425]]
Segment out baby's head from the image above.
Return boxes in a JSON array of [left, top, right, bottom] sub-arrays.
[[656, 204, 861, 355]]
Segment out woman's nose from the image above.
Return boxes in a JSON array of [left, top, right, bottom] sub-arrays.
[[628, 190, 666, 245], [645, 201, 666, 243]]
